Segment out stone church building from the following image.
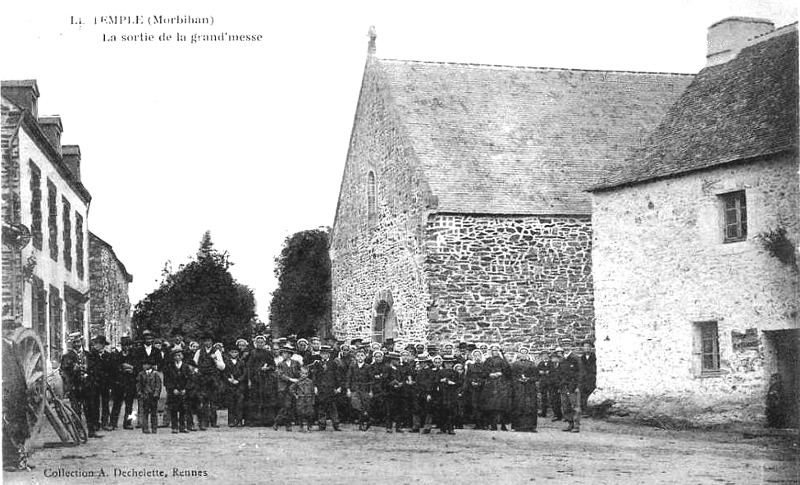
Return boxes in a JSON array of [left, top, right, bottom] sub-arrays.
[[589, 19, 798, 426], [330, 30, 693, 349]]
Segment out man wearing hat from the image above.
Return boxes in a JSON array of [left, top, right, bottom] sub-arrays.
[[89, 335, 115, 433], [558, 345, 585, 433], [345, 347, 373, 431], [310, 345, 342, 431], [60, 332, 88, 417], [110, 336, 138, 430], [274, 344, 301, 431], [164, 346, 192, 433], [134, 330, 163, 371], [411, 353, 435, 433], [83, 335, 111, 438], [579, 340, 597, 417], [334, 343, 354, 424], [368, 350, 391, 429], [384, 351, 406, 432]]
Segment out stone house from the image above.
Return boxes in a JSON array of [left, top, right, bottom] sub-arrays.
[[589, 19, 798, 426], [89, 232, 133, 347], [2, 80, 92, 369], [330, 31, 693, 349]]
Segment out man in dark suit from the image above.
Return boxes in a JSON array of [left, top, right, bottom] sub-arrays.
[[164, 347, 192, 433], [310, 345, 342, 431], [579, 341, 597, 417], [110, 336, 138, 430], [557, 346, 585, 433]]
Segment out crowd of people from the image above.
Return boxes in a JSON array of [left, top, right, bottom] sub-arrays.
[[59, 330, 597, 437]]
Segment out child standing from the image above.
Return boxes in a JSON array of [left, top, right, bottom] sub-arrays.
[[136, 361, 162, 434], [290, 366, 316, 431]]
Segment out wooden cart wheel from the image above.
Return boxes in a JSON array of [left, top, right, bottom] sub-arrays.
[[2, 327, 46, 453]]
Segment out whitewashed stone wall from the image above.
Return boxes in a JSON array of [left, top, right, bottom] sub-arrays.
[[592, 153, 799, 423]]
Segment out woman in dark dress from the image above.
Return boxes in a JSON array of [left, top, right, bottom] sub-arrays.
[[245, 335, 278, 426], [482, 344, 511, 431], [510, 346, 538, 432], [463, 349, 486, 429]]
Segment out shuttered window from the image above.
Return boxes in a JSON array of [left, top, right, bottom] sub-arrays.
[[722, 191, 747, 243]]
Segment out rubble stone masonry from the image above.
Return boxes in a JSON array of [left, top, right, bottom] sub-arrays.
[[331, 60, 434, 345], [592, 153, 799, 423], [89, 234, 132, 347], [332, 60, 596, 350], [425, 214, 594, 350]]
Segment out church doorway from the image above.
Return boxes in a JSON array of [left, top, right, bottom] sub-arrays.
[[372, 290, 397, 344]]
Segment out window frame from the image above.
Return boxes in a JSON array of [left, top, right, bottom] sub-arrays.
[[693, 320, 721, 377], [721, 190, 747, 243], [367, 171, 376, 218]]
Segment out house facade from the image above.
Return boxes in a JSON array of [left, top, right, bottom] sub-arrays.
[[89, 232, 133, 347], [330, 31, 693, 350], [2, 80, 92, 368], [589, 19, 799, 426]]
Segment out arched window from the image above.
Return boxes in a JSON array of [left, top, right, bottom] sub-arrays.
[[373, 300, 389, 343], [367, 171, 376, 217]]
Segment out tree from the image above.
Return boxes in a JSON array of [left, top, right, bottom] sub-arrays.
[[269, 228, 332, 338], [132, 231, 257, 344]]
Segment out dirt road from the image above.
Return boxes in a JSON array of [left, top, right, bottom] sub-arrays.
[[5, 415, 798, 485]]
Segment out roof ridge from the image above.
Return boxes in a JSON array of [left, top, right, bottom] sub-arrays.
[[377, 57, 695, 77]]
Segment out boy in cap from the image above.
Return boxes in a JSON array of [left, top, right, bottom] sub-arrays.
[[289, 366, 316, 431], [224, 346, 248, 427], [136, 360, 162, 434], [164, 347, 192, 433]]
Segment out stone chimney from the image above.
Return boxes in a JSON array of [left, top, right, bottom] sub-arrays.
[[1, 80, 40, 118], [62, 145, 81, 181], [707, 17, 774, 67], [38, 116, 63, 157]]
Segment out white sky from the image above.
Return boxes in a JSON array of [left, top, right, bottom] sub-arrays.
[[2, 0, 797, 320]]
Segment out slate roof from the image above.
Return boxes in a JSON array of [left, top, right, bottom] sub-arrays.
[[592, 26, 799, 192], [376, 60, 693, 214]]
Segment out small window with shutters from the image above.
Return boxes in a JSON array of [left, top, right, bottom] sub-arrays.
[[721, 191, 747, 243], [693, 321, 721, 377]]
